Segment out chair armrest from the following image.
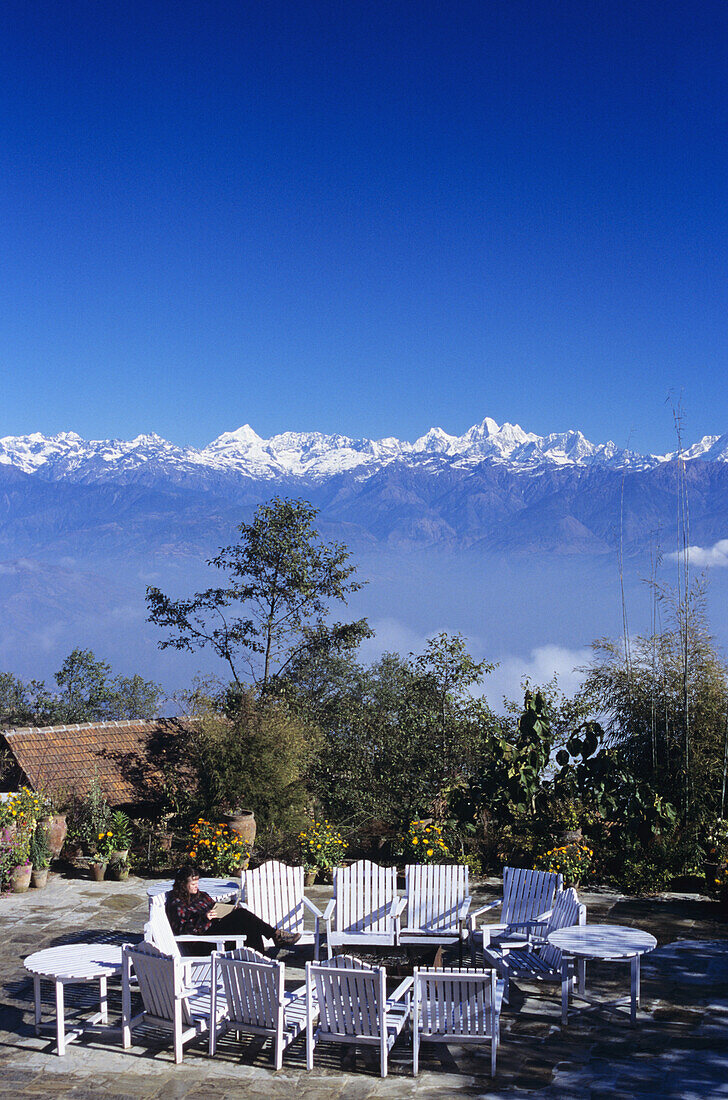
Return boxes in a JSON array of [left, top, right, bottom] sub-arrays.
[[390, 895, 407, 919], [303, 894, 324, 920], [322, 898, 336, 921], [389, 974, 414, 1005], [176, 933, 247, 950], [468, 898, 502, 931], [458, 895, 472, 922]]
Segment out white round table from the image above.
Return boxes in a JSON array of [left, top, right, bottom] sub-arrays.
[[547, 923, 657, 1025], [25, 943, 123, 1055]]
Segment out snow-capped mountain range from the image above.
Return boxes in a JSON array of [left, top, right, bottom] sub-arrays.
[[2, 418, 727, 483]]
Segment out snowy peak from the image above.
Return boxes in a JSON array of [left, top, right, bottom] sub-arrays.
[[0, 419, 725, 483]]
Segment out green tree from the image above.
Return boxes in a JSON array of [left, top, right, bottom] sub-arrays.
[[146, 497, 368, 687], [184, 688, 320, 838], [0, 651, 162, 727], [577, 583, 728, 822]]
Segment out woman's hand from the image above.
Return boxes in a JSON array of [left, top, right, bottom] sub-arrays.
[[207, 902, 220, 919]]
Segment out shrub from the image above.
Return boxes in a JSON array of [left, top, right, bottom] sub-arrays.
[[399, 819, 451, 864], [187, 818, 251, 875], [298, 820, 347, 871], [535, 842, 593, 886]]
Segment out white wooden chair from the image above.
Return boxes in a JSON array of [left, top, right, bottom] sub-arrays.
[[469, 866, 563, 963], [121, 941, 227, 1064], [413, 966, 504, 1077], [318, 860, 406, 959], [305, 954, 413, 1078], [146, 894, 246, 983], [243, 860, 323, 958], [484, 886, 586, 1006], [400, 864, 471, 958], [209, 946, 317, 1069]]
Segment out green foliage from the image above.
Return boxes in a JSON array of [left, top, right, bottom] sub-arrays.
[[185, 688, 319, 838], [535, 842, 593, 886], [29, 827, 51, 870], [298, 819, 348, 870], [109, 810, 132, 850], [67, 777, 112, 853], [146, 496, 367, 686], [0, 650, 162, 728], [577, 582, 728, 822], [399, 819, 451, 863]]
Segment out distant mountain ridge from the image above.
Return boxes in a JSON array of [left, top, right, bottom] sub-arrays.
[[1, 418, 727, 561], [2, 417, 728, 485]]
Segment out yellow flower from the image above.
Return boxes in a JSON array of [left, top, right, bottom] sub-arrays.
[[412, 837, 418, 845], [427, 849, 434, 857]]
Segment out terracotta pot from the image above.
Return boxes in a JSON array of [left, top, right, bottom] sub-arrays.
[[40, 814, 67, 858], [109, 866, 129, 881], [90, 862, 107, 882], [158, 832, 174, 852], [223, 810, 256, 848], [111, 848, 129, 862], [560, 829, 583, 845], [31, 868, 49, 889], [304, 869, 318, 887], [11, 864, 32, 892]]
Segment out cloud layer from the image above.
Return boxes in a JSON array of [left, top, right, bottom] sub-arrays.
[[669, 538, 728, 568]]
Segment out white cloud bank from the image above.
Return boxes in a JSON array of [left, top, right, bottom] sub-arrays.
[[485, 645, 591, 712], [668, 538, 728, 568]]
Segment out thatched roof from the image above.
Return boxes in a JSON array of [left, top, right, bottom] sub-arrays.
[[0, 717, 196, 808]]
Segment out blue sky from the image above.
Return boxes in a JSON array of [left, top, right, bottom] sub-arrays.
[[2, 1, 727, 454]]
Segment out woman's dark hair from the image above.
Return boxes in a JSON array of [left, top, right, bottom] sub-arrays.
[[171, 863, 200, 898]]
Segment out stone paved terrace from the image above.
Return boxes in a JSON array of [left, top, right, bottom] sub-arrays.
[[1, 872, 727, 1098]]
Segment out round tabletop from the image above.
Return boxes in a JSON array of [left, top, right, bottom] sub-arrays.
[[25, 944, 123, 981], [146, 877, 240, 900], [547, 923, 657, 960]]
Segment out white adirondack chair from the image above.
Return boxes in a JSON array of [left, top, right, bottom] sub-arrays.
[[412, 966, 504, 1077], [484, 886, 586, 1006], [306, 955, 413, 1078], [400, 864, 471, 957], [318, 860, 406, 959], [121, 941, 227, 1064], [146, 894, 246, 983], [469, 866, 563, 963], [209, 946, 318, 1069], [243, 860, 323, 958]]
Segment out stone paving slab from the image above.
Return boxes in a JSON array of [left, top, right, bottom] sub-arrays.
[[1, 871, 727, 1097]]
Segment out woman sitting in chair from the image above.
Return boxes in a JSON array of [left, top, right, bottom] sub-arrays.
[[166, 863, 300, 953]]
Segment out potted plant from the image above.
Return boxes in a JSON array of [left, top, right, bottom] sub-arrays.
[[109, 810, 132, 861], [108, 853, 131, 881], [11, 858, 33, 892], [89, 828, 116, 881], [29, 827, 52, 888], [298, 819, 348, 885], [187, 818, 251, 876]]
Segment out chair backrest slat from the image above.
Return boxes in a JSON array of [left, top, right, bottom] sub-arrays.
[[311, 957, 384, 1038], [502, 867, 562, 926], [416, 967, 495, 1039], [244, 861, 305, 935], [128, 942, 192, 1026], [333, 860, 397, 933], [216, 947, 281, 1030], [538, 887, 586, 970], [146, 894, 182, 958], [406, 864, 469, 931]]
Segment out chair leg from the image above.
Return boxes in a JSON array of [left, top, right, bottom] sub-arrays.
[[380, 1032, 387, 1078]]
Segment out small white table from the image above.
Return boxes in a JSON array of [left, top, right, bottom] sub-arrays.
[[547, 923, 657, 1026], [146, 877, 241, 912], [25, 944, 123, 1055]]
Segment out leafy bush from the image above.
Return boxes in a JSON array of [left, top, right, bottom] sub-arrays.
[[298, 819, 347, 871], [399, 819, 451, 864], [187, 818, 250, 875], [535, 842, 593, 886]]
